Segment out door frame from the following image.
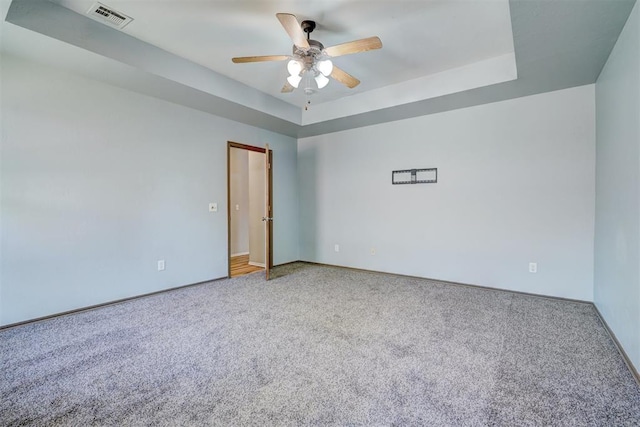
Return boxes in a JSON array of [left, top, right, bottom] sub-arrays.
[[227, 141, 273, 278]]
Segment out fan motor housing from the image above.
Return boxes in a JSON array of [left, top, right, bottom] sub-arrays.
[[293, 19, 325, 58], [293, 39, 325, 57]]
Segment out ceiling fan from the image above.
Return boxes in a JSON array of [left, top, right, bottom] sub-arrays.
[[232, 13, 382, 94]]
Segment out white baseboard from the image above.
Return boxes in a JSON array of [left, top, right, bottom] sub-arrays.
[[249, 261, 266, 268], [231, 252, 249, 257]]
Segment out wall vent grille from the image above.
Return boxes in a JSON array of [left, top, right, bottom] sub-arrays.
[[87, 2, 133, 29]]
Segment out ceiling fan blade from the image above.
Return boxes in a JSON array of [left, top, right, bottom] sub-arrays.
[[232, 55, 289, 63], [331, 66, 360, 88], [276, 13, 310, 50], [324, 36, 382, 58], [281, 81, 295, 93]]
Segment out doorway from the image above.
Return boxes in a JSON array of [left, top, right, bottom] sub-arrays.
[[227, 142, 273, 279]]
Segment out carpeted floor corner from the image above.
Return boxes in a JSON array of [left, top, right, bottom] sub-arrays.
[[1, 262, 639, 426]]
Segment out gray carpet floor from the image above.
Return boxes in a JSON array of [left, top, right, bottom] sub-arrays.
[[1, 262, 639, 426]]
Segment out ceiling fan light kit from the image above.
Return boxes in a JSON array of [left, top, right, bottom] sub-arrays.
[[287, 59, 303, 77], [286, 57, 332, 89], [315, 73, 329, 89], [232, 13, 382, 98], [286, 74, 302, 88], [317, 59, 333, 77]]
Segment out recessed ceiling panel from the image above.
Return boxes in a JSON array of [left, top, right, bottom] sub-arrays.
[[52, 0, 515, 107]]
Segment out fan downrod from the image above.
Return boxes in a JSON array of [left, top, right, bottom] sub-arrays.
[[301, 20, 316, 38]]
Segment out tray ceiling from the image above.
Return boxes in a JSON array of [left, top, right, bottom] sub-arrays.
[[2, 0, 636, 137], [51, 0, 516, 108]]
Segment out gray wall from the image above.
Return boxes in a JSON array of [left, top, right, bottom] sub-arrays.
[[595, 1, 640, 371], [230, 148, 249, 255], [298, 85, 596, 301], [0, 54, 299, 325]]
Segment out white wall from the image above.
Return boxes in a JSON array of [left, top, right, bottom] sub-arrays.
[[299, 85, 596, 301], [595, 1, 640, 371], [0, 54, 299, 325], [230, 148, 249, 255], [248, 151, 266, 266]]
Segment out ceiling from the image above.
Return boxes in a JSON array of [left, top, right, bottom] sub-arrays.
[[1, 0, 637, 137], [51, 0, 516, 108]]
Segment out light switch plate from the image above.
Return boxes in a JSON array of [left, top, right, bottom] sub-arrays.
[[209, 203, 218, 212]]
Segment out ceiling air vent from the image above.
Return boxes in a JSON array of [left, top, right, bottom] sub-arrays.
[[87, 2, 133, 29]]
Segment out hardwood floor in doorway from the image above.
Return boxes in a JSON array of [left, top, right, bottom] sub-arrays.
[[230, 254, 264, 277]]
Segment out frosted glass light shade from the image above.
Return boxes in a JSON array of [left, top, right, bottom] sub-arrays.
[[287, 60, 303, 76], [287, 74, 302, 88], [315, 73, 329, 89], [317, 59, 333, 76]]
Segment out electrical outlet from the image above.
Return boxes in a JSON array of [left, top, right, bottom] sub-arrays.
[[529, 262, 537, 273], [334, 244, 340, 252], [158, 260, 165, 271], [371, 248, 376, 255]]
